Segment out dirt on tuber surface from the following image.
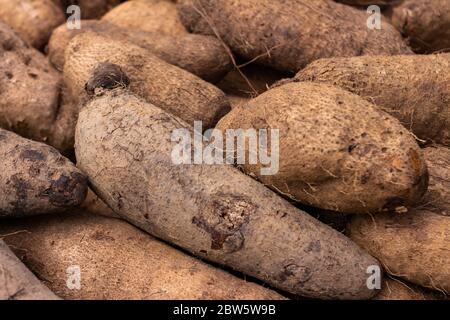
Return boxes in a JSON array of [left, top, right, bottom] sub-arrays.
[[0, 129, 88, 218], [289, 53, 450, 146], [74, 65, 382, 300], [48, 20, 232, 82], [0, 212, 286, 300], [178, 0, 411, 73], [217, 82, 428, 214]]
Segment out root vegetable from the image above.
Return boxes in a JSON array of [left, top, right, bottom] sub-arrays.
[[0, 129, 88, 218], [74, 65, 382, 300], [0, 21, 62, 144], [0, 0, 64, 49], [178, 0, 411, 73], [46, 88, 79, 154], [348, 146, 450, 294], [290, 54, 450, 146], [102, 0, 187, 36], [418, 146, 450, 217], [64, 33, 230, 129], [0, 213, 286, 300], [216, 82, 428, 214], [48, 20, 232, 81], [389, 0, 450, 53], [348, 209, 450, 294]]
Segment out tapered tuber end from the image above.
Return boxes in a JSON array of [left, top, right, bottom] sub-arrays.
[[85, 62, 130, 96], [46, 172, 89, 207]]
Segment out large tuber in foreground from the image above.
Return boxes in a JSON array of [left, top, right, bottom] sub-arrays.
[[0, 212, 285, 300], [74, 64, 382, 300], [217, 82, 428, 214]]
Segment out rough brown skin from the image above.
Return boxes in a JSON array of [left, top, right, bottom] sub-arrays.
[[0, 240, 60, 300], [56, 32, 230, 154], [217, 82, 428, 214], [0, 213, 286, 300], [178, 0, 411, 73], [64, 32, 229, 125], [74, 68, 382, 300], [0, 129, 88, 218], [102, 0, 187, 36], [56, 0, 122, 19], [388, 0, 450, 53], [48, 20, 232, 81], [418, 146, 450, 217], [348, 209, 450, 295], [374, 278, 438, 300], [0, 0, 64, 50], [0, 22, 63, 144], [290, 54, 450, 146]]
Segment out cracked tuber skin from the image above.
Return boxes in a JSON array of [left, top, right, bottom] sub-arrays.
[[74, 64, 382, 300]]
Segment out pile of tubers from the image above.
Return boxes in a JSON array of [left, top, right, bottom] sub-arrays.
[[0, 0, 448, 301]]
